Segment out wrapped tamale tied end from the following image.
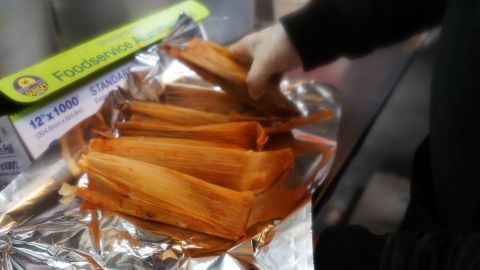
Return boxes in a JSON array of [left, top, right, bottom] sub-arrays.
[[89, 137, 294, 192], [78, 152, 254, 240], [116, 121, 268, 150], [162, 38, 300, 116]]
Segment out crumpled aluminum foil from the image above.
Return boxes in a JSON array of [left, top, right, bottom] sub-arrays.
[[0, 15, 340, 270]]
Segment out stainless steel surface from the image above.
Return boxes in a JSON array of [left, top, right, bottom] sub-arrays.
[[289, 37, 422, 191], [0, 0, 256, 80], [204, 0, 255, 43], [50, 0, 177, 49], [331, 39, 420, 183], [50, 0, 255, 47], [305, 37, 422, 234], [0, 0, 57, 77], [320, 41, 435, 235]]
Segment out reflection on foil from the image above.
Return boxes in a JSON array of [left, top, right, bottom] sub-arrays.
[[0, 14, 340, 269]]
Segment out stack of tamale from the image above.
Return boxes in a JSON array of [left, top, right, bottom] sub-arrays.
[[77, 102, 296, 240], [74, 39, 333, 240]]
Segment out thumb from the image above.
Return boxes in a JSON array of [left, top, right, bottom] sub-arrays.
[[246, 55, 273, 100], [229, 35, 255, 66], [229, 35, 251, 55]]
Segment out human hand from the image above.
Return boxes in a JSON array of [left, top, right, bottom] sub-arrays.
[[230, 24, 301, 100]]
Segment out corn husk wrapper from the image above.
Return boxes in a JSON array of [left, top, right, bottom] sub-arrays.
[[162, 38, 300, 116], [130, 101, 230, 126], [162, 83, 249, 114], [116, 121, 268, 150], [78, 152, 254, 240], [130, 112, 182, 126], [89, 137, 293, 193], [129, 100, 281, 127]]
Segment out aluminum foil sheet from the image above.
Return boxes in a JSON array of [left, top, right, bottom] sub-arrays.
[[0, 15, 340, 269]]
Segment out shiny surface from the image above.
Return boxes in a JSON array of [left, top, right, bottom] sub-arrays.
[[50, 0, 254, 47], [0, 0, 255, 78], [0, 16, 339, 269], [0, 202, 313, 269], [0, 0, 56, 77]]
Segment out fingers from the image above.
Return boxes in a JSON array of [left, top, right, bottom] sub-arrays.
[[230, 25, 296, 100], [231, 30, 275, 99], [229, 35, 251, 56], [229, 34, 255, 66], [246, 54, 273, 100]]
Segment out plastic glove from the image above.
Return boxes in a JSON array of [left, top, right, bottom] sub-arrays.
[[230, 24, 302, 100]]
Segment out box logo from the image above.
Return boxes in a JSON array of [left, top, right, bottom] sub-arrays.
[[13, 75, 48, 96]]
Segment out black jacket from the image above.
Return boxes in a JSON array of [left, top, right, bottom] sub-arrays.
[[281, 0, 480, 269]]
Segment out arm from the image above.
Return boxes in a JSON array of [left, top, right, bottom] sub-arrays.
[[317, 225, 480, 270], [282, 0, 447, 69], [231, 0, 447, 98]]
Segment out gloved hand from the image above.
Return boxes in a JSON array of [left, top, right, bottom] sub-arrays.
[[230, 24, 302, 100]]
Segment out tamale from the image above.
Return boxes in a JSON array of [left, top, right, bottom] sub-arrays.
[[76, 187, 238, 250], [130, 101, 229, 126], [129, 101, 280, 127], [78, 152, 254, 240], [162, 38, 300, 116], [163, 83, 249, 114], [102, 136, 243, 149], [130, 113, 180, 126], [89, 137, 294, 192], [83, 163, 253, 241], [116, 121, 268, 150], [77, 174, 238, 239], [227, 111, 285, 123]]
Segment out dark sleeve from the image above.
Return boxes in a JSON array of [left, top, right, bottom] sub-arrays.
[[316, 225, 480, 270], [280, 0, 447, 69]]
